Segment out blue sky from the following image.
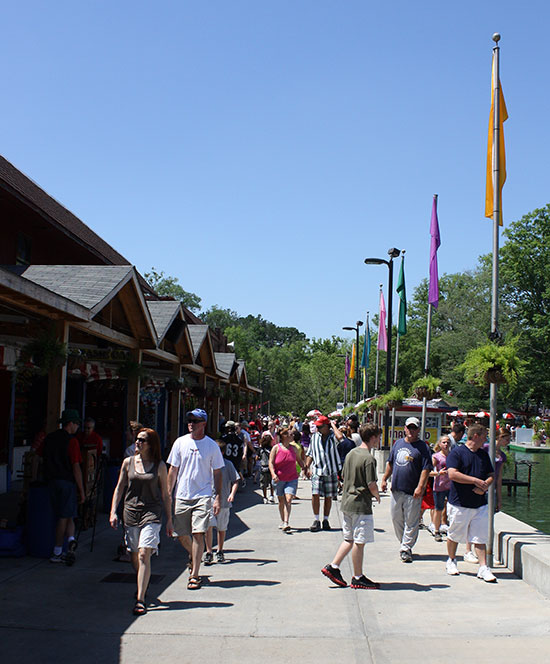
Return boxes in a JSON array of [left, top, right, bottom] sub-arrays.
[[3, 1, 549, 340]]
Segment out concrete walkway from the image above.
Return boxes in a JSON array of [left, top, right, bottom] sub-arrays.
[[1, 478, 550, 664]]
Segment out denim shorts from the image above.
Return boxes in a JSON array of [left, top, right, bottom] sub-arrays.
[[48, 480, 77, 519], [274, 479, 298, 496], [433, 490, 449, 511]]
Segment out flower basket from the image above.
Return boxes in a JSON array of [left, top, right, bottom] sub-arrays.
[[484, 368, 507, 385]]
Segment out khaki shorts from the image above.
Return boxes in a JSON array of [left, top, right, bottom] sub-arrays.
[[209, 506, 230, 532], [342, 513, 374, 544], [174, 497, 212, 536]]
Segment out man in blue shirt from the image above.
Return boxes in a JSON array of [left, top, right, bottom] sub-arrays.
[[381, 417, 432, 562], [445, 423, 496, 582]]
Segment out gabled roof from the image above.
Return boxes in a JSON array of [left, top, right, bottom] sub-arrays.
[[237, 360, 249, 388], [0, 156, 129, 265], [12, 265, 133, 312], [215, 352, 237, 379], [147, 300, 181, 341], [10, 265, 157, 346], [188, 325, 209, 363]]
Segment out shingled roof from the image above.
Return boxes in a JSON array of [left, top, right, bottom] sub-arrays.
[[0, 156, 130, 266], [12, 265, 134, 312], [146, 300, 182, 341], [187, 325, 209, 362], [215, 352, 237, 379]]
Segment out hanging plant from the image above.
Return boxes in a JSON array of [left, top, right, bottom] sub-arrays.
[[459, 338, 524, 389], [379, 387, 405, 409], [165, 377, 184, 391], [19, 329, 68, 375], [118, 359, 149, 381], [411, 376, 441, 401]]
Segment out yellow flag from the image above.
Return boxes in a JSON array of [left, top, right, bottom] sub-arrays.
[[485, 53, 508, 224], [349, 343, 356, 380]]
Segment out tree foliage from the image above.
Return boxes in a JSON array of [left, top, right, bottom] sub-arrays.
[[145, 268, 202, 313]]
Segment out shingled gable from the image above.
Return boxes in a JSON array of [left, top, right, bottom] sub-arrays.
[[13, 265, 157, 347], [0, 156, 129, 266], [147, 300, 193, 362], [187, 324, 216, 370], [214, 352, 238, 380], [237, 360, 250, 389]]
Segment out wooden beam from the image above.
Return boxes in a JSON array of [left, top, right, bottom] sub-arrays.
[[72, 320, 138, 348], [142, 347, 180, 365]]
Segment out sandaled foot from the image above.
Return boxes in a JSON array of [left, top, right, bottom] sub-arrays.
[[187, 576, 202, 590], [133, 601, 147, 615]]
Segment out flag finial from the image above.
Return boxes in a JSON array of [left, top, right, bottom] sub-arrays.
[[492, 32, 501, 43]]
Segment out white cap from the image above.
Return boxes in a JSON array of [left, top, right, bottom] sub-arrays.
[[405, 417, 420, 428]]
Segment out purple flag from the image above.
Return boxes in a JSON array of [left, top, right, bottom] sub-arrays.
[[428, 195, 441, 308], [344, 353, 350, 388], [377, 289, 388, 351]]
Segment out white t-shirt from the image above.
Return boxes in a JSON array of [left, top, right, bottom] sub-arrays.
[[351, 432, 362, 447], [167, 434, 225, 500]]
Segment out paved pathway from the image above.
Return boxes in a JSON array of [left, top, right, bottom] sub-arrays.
[[1, 478, 550, 663]]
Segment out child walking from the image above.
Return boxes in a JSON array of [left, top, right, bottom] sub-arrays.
[[204, 441, 240, 565], [258, 433, 275, 504], [322, 423, 381, 589]]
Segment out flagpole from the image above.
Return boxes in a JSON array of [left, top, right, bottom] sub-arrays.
[[374, 284, 382, 395], [422, 195, 439, 440], [366, 313, 370, 399], [391, 250, 406, 445], [487, 32, 502, 568]]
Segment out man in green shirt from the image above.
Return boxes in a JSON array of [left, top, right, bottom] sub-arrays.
[[321, 423, 381, 589]]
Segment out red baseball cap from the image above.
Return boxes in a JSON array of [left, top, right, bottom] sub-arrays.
[[314, 415, 331, 427]]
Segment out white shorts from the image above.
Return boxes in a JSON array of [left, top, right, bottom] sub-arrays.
[[342, 512, 374, 544], [209, 507, 230, 532], [124, 522, 161, 553], [447, 503, 489, 544]]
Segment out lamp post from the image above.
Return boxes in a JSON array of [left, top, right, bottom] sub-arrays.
[[258, 367, 267, 414], [342, 321, 363, 405], [364, 247, 401, 448]]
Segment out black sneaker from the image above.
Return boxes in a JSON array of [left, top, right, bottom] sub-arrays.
[[321, 564, 347, 587], [322, 519, 331, 531], [400, 550, 413, 563], [65, 539, 78, 566], [204, 552, 214, 566], [350, 575, 380, 589], [216, 551, 225, 563], [310, 520, 321, 532]]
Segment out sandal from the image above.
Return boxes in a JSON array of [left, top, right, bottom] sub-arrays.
[[133, 601, 147, 616], [187, 576, 202, 590]]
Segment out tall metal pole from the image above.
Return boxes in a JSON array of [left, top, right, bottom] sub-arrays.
[[374, 284, 382, 394], [365, 312, 370, 400], [383, 257, 395, 448], [488, 33, 502, 567]]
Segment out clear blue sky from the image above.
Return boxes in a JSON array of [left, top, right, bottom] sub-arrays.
[[3, 1, 549, 340]]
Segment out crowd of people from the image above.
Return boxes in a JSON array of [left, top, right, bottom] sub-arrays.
[[38, 407, 508, 615]]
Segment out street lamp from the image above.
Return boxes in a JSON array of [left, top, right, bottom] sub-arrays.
[[364, 247, 401, 448], [342, 321, 363, 405]]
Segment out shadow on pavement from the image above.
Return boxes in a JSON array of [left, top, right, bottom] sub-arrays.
[[380, 582, 451, 591]]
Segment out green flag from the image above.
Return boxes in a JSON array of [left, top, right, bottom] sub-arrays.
[[397, 256, 407, 335]]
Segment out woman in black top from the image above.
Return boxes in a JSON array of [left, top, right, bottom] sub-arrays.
[[110, 428, 172, 615]]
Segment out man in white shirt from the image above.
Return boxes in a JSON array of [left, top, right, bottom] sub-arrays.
[[167, 409, 224, 590]]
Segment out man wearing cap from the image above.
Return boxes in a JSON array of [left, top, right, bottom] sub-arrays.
[[305, 415, 341, 532], [39, 409, 86, 565], [381, 416, 433, 562], [167, 409, 224, 590]]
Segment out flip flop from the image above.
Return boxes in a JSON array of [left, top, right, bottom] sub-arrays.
[[133, 601, 147, 615], [187, 576, 202, 590]]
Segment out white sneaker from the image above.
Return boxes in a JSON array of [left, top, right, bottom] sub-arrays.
[[439, 524, 449, 534], [477, 565, 497, 583], [263, 497, 268, 504], [463, 551, 479, 564], [278, 522, 285, 529], [269, 496, 275, 503], [428, 523, 436, 536], [446, 558, 459, 575]]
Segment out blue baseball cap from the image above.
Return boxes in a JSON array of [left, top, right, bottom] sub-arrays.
[[186, 408, 207, 422]]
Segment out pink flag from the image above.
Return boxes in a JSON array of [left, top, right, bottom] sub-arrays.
[[428, 195, 441, 308], [377, 289, 387, 351]]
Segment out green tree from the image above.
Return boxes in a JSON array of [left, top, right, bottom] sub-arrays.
[[144, 268, 202, 313]]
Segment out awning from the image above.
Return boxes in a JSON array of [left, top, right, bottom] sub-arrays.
[[69, 363, 119, 382]]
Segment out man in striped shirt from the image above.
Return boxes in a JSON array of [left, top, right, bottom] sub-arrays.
[[305, 415, 342, 532]]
